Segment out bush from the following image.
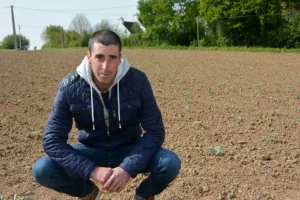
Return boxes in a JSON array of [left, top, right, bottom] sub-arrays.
[[286, 13, 300, 48], [0, 34, 30, 50]]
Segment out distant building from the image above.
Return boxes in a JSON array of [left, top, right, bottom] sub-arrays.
[[115, 14, 146, 37]]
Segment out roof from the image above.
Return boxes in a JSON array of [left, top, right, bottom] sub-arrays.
[[123, 21, 135, 33]]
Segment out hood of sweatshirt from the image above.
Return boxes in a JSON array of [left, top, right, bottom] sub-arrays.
[[76, 54, 131, 130], [76, 54, 131, 92]]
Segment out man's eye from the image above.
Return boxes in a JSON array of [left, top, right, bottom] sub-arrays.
[[97, 56, 104, 60]]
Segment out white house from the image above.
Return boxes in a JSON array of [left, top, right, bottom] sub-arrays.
[[115, 14, 146, 37]]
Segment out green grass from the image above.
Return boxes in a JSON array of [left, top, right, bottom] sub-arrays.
[[123, 45, 300, 53], [206, 146, 224, 156], [192, 121, 206, 129], [235, 116, 242, 122], [27, 130, 42, 138], [266, 130, 278, 141], [2, 44, 300, 53], [34, 104, 42, 112], [256, 195, 264, 200]]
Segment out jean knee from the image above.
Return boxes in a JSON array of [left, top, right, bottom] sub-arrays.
[[159, 150, 181, 181], [168, 152, 181, 178], [32, 156, 52, 185]]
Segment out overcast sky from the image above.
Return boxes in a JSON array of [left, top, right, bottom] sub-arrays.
[[0, 0, 139, 50]]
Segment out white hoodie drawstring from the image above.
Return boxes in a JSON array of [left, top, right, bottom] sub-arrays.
[[90, 84, 95, 130], [117, 81, 122, 129], [87, 64, 95, 130]]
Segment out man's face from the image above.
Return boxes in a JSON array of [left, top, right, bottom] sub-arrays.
[[87, 43, 121, 90]]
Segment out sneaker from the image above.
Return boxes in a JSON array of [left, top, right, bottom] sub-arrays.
[[79, 184, 100, 200], [134, 194, 155, 200]]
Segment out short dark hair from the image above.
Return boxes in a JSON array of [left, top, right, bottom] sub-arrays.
[[88, 30, 122, 53]]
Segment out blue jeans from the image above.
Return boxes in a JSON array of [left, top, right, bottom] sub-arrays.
[[32, 144, 181, 198]]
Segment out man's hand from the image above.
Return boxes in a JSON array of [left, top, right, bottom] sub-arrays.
[[103, 167, 131, 193], [90, 167, 113, 186]]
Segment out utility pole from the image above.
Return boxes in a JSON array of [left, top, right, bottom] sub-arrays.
[[195, 16, 201, 47], [19, 25, 22, 49], [11, 5, 18, 49]]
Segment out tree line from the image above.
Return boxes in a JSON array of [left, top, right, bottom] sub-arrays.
[[0, 14, 121, 50], [124, 0, 300, 48], [41, 14, 118, 49], [1, 0, 300, 49]]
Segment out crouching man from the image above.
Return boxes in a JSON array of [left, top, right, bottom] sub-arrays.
[[32, 30, 181, 200]]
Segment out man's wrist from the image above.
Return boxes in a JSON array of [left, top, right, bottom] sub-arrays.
[[119, 165, 134, 178], [89, 166, 99, 180]]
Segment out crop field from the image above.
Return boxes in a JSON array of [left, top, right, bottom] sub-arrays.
[[0, 49, 299, 200]]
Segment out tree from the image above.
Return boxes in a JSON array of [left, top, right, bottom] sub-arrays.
[[138, 0, 175, 45], [64, 30, 81, 47], [199, 0, 286, 47], [131, 22, 143, 34], [41, 25, 64, 48], [0, 34, 30, 50], [138, 0, 200, 46], [286, 13, 300, 48], [172, 0, 200, 45], [282, 0, 300, 11], [81, 30, 91, 47], [93, 19, 115, 32], [69, 14, 92, 36]]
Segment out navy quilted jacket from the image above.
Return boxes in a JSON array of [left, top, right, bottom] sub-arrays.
[[43, 56, 165, 181]]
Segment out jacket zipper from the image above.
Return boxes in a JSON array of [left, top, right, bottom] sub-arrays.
[[107, 128, 110, 136]]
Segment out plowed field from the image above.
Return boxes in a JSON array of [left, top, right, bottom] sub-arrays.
[[0, 49, 299, 200]]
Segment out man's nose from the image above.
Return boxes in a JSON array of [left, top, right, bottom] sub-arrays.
[[102, 59, 110, 69]]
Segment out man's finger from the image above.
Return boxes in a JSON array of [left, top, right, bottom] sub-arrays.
[[100, 170, 113, 186], [103, 176, 113, 190], [108, 179, 119, 192], [117, 185, 123, 193], [111, 179, 121, 192]]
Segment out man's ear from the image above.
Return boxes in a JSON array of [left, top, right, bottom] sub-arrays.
[[87, 51, 91, 63]]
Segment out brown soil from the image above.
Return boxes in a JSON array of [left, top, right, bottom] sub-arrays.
[[0, 49, 299, 200]]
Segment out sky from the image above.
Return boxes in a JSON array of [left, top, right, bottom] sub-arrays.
[[0, 0, 139, 50]]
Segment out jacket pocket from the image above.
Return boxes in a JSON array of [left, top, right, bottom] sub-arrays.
[[118, 99, 141, 125], [70, 104, 92, 128]]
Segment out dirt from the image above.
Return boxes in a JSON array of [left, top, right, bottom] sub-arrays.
[[0, 49, 299, 200]]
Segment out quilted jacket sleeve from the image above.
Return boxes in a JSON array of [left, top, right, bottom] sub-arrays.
[[43, 82, 97, 181], [119, 75, 165, 177]]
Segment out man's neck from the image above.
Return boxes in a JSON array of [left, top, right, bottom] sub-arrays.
[[92, 78, 110, 93], [96, 83, 110, 93], [92, 74, 115, 93]]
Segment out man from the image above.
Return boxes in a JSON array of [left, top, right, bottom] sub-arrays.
[[32, 30, 181, 200]]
